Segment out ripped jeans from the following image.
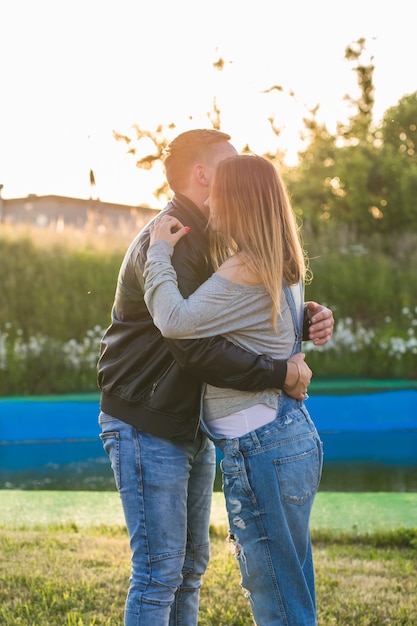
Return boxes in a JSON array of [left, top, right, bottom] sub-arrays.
[[204, 395, 323, 626]]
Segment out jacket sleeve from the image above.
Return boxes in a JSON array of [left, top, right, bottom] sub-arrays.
[[165, 336, 287, 390]]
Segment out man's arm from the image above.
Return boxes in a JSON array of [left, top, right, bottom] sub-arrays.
[[164, 336, 311, 401]]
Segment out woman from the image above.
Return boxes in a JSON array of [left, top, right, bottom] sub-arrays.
[[144, 154, 323, 626]]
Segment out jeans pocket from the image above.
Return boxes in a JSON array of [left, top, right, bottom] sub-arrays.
[[99, 430, 121, 491], [221, 451, 254, 499], [274, 439, 321, 505]]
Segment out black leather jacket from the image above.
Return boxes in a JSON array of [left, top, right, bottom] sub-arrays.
[[98, 194, 292, 442]]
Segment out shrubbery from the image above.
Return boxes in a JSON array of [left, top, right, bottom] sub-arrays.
[[1, 224, 416, 396]]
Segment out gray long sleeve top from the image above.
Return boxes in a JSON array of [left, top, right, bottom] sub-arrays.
[[144, 240, 302, 420]]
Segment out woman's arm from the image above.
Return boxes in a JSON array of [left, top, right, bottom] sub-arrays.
[[144, 239, 257, 338]]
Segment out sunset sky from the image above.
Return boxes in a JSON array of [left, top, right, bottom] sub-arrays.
[[1, 0, 415, 208]]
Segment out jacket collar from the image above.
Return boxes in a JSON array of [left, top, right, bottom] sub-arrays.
[[170, 193, 209, 231]]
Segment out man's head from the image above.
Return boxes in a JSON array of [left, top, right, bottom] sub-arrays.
[[164, 129, 237, 212]]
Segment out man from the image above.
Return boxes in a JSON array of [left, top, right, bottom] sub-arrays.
[[97, 129, 334, 626]]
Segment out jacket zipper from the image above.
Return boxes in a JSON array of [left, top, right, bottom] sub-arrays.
[[149, 361, 175, 398]]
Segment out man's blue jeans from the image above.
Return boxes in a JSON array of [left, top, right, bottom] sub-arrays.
[[99, 412, 216, 626], [204, 395, 323, 626]]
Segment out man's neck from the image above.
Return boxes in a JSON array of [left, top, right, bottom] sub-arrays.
[[175, 192, 207, 216]]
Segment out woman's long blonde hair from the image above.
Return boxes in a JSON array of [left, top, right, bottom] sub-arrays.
[[210, 154, 308, 330]]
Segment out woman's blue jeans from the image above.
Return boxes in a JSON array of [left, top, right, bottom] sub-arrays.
[[99, 411, 216, 626], [204, 395, 323, 626]]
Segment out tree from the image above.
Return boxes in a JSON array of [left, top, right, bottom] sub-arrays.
[[113, 123, 176, 202], [375, 92, 417, 236], [338, 37, 375, 145], [293, 39, 417, 241], [112, 43, 417, 241], [381, 92, 417, 160], [286, 109, 337, 238], [112, 53, 229, 203]]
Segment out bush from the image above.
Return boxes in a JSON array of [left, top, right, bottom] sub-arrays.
[[304, 311, 417, 379], [0, 325, 104, 395], [1, 230, 123, 342], [1, 225, 416, 396]]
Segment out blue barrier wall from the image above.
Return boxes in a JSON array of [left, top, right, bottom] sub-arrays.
[[1, 386, 416, 490]]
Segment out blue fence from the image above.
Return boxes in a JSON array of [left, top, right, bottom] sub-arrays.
[[1, 383, 416, 491]]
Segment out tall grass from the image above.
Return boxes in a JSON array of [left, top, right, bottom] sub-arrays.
[[1, 223, 416, 396], [306, 241, 417, 327], [1, 225, 125, 341]]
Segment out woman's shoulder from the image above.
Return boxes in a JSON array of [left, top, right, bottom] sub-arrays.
[[215, 254, 262, 286]]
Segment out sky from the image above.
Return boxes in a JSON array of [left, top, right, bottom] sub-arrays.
[[1, 0, 416, 208]]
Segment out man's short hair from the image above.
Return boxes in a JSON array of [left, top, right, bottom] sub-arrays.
[[164, 129, 231, 193]]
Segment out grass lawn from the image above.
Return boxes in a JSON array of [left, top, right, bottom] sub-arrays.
[[0, 491, 416, 625]]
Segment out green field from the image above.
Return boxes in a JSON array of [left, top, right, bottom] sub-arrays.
[[1, 490, 416, 532]]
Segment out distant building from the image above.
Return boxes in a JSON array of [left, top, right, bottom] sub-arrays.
[[0, 193, 160, 235]]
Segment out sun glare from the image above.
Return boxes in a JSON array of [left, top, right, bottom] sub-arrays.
[[1, 1, 415, 207]]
